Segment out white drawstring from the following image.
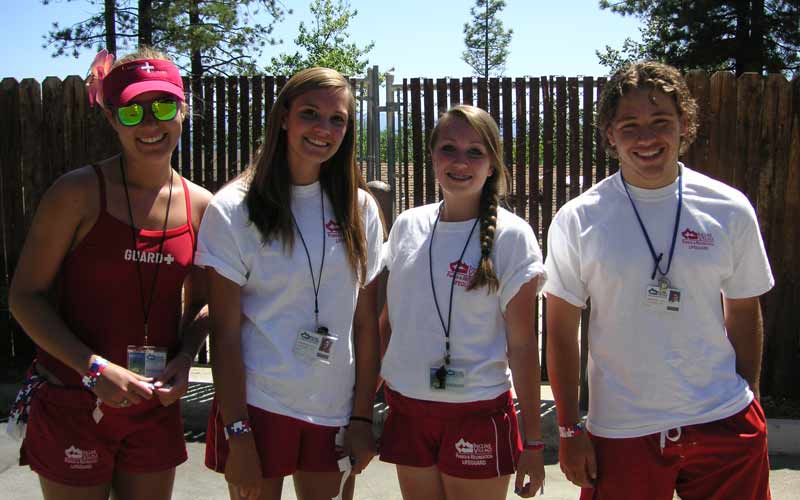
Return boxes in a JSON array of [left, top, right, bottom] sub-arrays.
[[659, 427, 682, 452], [332, 427, 352, 500]]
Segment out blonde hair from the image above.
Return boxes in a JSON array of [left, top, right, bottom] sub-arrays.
[[430, 105, 510, 293]]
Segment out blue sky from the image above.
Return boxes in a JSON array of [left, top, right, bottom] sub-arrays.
[[2, 0, 644, 81]]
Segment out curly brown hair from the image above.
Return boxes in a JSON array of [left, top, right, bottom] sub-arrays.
[[597, 61, 698, 158]]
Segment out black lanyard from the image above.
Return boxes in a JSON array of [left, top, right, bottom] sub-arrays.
[[290, 186, 326, 329], [120, 156, 173, 346], [620, 167, 683, 283], [428, 202, 479, 368]]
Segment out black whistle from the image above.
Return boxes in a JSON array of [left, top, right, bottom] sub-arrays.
[[435, 365, 447, 389]]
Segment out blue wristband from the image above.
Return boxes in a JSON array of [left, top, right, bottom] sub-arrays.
[[81, 356, 109, 390], [223, 419, 252, 440]]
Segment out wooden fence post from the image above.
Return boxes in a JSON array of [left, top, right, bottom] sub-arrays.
[[685, 70, 711, 174], [708, 72, 737, 185], [760, 75, 798, 398], [42, 78, 66, 181], [0, 78, 21, 370], [514, 77, 527, 217], [423, 79, 435, 204]]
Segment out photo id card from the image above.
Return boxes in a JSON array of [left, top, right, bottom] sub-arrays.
[[429, 365, 466, 391], [126, 345, 167, 378], [643, 284, 682, 313], [293, 328, 338, 365]]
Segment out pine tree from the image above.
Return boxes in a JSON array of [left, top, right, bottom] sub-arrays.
[[461, 0, 513, 78], [265, 0, 374, 77], [41, 0, 290, 77], [597, 0, 800, 75]]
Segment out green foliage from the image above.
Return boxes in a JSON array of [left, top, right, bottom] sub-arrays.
[[41, 0, 290, 76], [596, 0, 800, 75], [462, 0, 513, 78], [265, 0, 374, 77]]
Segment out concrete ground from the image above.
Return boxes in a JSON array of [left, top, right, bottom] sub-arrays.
[[0, 368, 798, 499]]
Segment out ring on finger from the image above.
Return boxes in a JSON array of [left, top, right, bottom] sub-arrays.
[[120, 398, 130, 407]]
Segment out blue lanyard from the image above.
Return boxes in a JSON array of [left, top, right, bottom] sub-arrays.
[[290, 188, 326, 329], [620, 167, 683, 282], [428, 202, 479, 366]]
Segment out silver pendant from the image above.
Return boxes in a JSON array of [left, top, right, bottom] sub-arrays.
[[92, 399, 104, 423]]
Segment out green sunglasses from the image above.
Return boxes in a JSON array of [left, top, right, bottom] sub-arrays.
[[116, 99, 179, 126]]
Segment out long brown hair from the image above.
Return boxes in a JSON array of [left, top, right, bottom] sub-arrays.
[[244, 67, 369, 283], [429, 105, 510, 293]]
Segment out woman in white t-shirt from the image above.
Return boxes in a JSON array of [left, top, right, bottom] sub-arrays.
[[196, 67, 384, 500], [379, 105, 547, 499]]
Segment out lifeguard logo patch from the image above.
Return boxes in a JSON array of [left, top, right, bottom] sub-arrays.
[[681, 228, 714, 250], [64, 445, 99, 470]]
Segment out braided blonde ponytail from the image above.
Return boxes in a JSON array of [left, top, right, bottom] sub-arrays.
[[468, 176, 501, 293]]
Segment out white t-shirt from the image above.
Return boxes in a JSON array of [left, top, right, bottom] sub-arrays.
[[381, 203, 546, 403], [543, 165, 774, 438], [196, 178, 384, 426]]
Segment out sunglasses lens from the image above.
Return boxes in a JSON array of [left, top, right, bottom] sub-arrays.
[[117, 104, 144, 126], [152, 100, 178, 121]]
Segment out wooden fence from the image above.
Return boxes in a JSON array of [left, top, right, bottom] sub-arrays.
[[1, 72, 798, 397]]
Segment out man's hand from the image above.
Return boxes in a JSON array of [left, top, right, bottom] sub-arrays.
[[559, 433, 597, 488]]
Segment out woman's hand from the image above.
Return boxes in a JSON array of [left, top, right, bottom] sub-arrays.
[[225, 435, 263, 500], [93, 361, 154, 408], [514, 449, 546, 497], [154, 352, 193, 406], [343, 421, 376, 474]]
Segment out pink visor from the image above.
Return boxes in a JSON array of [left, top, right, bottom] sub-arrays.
[[102, 59, 185, 107]]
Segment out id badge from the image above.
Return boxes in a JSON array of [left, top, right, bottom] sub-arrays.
[[293, 328, 338, 365], [126, 345, 167, 377], [643, 284, 682, 313], [429, 365, 466, 391]]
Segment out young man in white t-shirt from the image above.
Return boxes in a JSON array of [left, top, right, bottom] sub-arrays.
[[544, 61, 773, 500]]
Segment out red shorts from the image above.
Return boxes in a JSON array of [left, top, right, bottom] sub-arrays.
[[581, 400, 771, 500], [20, 383, 187, 487], [379, 387, 521, 479], [205, 399, 342, 478]]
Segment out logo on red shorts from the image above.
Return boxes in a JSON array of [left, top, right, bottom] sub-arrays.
[[64, 445, 99, 470], [454, 437, 493, 466]]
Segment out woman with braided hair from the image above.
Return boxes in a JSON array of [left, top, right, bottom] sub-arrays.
[[378, 105, 547, 499]]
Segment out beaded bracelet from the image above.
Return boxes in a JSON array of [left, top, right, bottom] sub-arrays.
[[82, 356, 109, 390], [523, 440, 545, 451], [349, 415, 373, 425], [223, 419, 252, 440], [558, 422, 585, 438]]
